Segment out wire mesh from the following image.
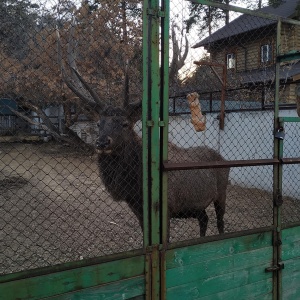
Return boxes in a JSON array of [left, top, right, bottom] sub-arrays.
[[167, 1, 300, 242], [1, 0, 300, 275], [282, 120, 300, 224], [0, 0, 143, 274]]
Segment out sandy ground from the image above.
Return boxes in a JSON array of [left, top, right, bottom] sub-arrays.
[[1, 142, 300, 274]]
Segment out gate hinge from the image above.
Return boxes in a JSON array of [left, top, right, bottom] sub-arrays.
[[147, 8, 165, 18], [265, 262, 284, 273], [147, 120, 154, 127]]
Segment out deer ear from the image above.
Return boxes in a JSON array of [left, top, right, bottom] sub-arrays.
[[126, 100, 142, 123]]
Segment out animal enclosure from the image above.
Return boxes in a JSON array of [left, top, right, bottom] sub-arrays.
[[1, 1, 300, 299]]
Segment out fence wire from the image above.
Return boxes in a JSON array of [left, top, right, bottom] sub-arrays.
[[1, 0, 300, 275]]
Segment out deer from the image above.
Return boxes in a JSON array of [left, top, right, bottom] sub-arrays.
[[59, 25, 229, 237], [63, 69, 230, 237], [97, 109, 229, 236]]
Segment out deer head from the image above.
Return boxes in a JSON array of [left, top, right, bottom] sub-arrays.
[[94, 103, 141, 155]]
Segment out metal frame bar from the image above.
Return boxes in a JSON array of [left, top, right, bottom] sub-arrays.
[[273, 19, 283, 300], [142, 2, 152, 299], [143, 1, 165, 299], [160, 0, 170, 299], [279, 117, 300, 123], [142, 0, 150, 250], [282, 221, 300, 230], [164, 159, 279, 171], [167, 226, 275, 251], [163, 158, 300, 171], [0, 248, 145, 284]]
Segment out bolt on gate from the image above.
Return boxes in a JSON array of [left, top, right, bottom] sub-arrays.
[[1, 0, 300, 299]]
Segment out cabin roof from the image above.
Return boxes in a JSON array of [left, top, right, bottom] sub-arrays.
[[193, 1, 300, 48]]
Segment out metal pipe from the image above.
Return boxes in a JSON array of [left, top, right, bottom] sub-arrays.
[[273, 18, 283, 300], [163, 158, 282, 171], [167, 226, 275, 251], [0, 248, 145, 284], [220, 65, 227, 130]]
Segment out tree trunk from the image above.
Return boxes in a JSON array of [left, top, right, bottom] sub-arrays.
[[258, 0, 262, 9], [121, 1, 130, 108], [225, 0, 229, 25]]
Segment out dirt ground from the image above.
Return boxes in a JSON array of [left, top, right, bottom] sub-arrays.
[[1, 142, 300, 274]]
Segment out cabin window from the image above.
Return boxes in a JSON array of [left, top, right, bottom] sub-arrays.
[[226, 53, 236, 69], [261, 44, 272, 63]]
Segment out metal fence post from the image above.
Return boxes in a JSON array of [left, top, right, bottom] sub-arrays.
[[273, 18, 283, 300], [143, 0, 164, 298], [160, 0, 170, 299]]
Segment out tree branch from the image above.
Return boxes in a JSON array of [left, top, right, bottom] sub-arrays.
[[8, 107, 62, 139]]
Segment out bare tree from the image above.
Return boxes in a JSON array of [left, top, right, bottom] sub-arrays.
[[169, 23, 189, 96]]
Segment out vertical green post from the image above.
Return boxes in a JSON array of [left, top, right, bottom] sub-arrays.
[[273, 18, 283, 300], [142, 2, 151, 298], [160, 0, 170, 299], [142, 1, 161, 240], [160, 0, 170, 249], [142, 0, 150, 250], [142, 0, 164, 299], [148, 0, 161, 248]]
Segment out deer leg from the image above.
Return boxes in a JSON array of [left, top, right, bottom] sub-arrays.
[[214, 198, 225, 234], [197, 210, 208, 237]]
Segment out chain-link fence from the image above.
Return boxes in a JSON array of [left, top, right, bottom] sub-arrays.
[[1, 0, 300, 276], [0, 0, 143, 275], [167, 1, 300, 243]]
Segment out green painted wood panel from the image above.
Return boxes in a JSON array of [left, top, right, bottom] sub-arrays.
[[166, 232, 272, 270], [282, 257, 300, 300], [198, 279, 273, 300], [282, 241, 300, 261], [47, 276, 145, 300], [0, 255, 145, 300], [282, 226, 300, 261], [282, 226, 300, 299], [166, 247, 272, 288], [167, 264, 272, 299], [166, 233, 273, 299], [253, 292, 273, 300], [282, 226, 300, 244]]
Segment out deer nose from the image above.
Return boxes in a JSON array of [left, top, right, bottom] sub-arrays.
[[96, 136, 112, 149]]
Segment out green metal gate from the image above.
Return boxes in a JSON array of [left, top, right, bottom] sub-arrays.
[[1, 0, 300, 299], [160, 1, 300, 299]]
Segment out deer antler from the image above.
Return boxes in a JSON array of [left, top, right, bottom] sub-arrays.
[[71, 67, 103, 106], [56, 22, 106, 113]]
